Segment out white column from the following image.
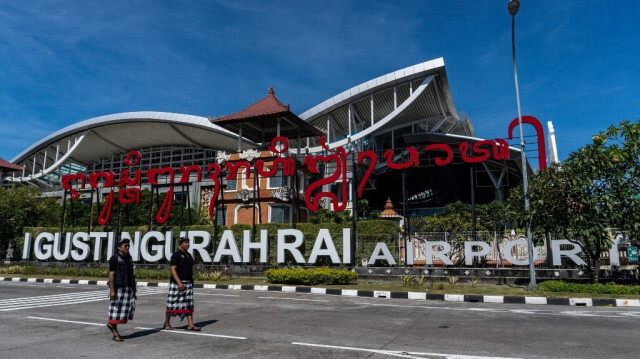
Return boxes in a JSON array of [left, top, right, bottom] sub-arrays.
[[347, 105, 352, 136], [393, 87, 397, 109], [370, 95, 374, 126]]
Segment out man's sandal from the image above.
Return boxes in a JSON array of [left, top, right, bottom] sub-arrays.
[[107, 323, 123, 341], [187, 326, 201, 331], [163, 323, 174, 330]]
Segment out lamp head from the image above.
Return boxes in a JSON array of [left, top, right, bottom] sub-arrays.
[[508, 0, 520, 16]]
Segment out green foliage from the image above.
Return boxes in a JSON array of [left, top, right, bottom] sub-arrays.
[[309, 208, 352, 224], [401, 275, 427, 287], [264, 267, 357, 285], [447, 276, 459, 287], [0, 186, 60, 259], [467, 279, 480, 288], [522, 119, 640, 282], [400, 274, 413, 287], [413, 200, 512, 234], [539, 280, 640, 295], [196, 270, 225, 281], [413, 275, 427, 287]]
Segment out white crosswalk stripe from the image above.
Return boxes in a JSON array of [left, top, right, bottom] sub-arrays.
[[0, 287, 167, 312]]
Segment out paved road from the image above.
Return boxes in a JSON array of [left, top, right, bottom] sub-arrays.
[[0, 281, 638, 359]]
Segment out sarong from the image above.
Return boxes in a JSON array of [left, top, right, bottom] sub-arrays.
[[166, 280, 194, 320], [108, 287, 136, 324]]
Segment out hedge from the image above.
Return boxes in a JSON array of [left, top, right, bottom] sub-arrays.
[[539, 280, 640, 295], [264, 267, 358, 285]]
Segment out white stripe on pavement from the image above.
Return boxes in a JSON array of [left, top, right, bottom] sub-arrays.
[[27, 316, 105, 326], [292, 342, 522, 359], [258, 296, 329, 302], [136, 327, 246, 340]]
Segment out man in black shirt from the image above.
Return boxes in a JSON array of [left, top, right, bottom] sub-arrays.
[[107, 238, 136, 341], [164, 236, 200, 331]]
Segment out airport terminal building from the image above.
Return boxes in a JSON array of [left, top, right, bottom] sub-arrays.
[[1, 58, 554, 225]]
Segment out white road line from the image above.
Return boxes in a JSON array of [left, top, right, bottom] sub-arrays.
[[26, 316, 246, 340], [258, 296, 329, 302], [196, 293, 240, 297], [357, 302, 640, 319], [136, 327, 246, 340], [0, 288, 167, 311], [1, 283, 46, 287], [27, 316, 104, 326], [291, 342, 522, 359]]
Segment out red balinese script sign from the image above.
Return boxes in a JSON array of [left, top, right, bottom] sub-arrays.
[[62, 116, 546, 225]]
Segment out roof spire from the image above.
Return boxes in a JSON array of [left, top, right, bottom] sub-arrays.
[[268, 86, 274, 95]]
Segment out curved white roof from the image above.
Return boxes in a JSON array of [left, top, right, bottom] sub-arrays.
[[9, 111, 247, 184], [300, 58, 474, 152]]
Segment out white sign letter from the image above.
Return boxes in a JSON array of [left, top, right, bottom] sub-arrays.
[[34, 232, 54, 260], [243, 229, 268, 263], [425, 241, 454, 265], [90, 232, 108, 261], [465, 241, 491, 266], [503, 239, 538, 266], [213, 230, 241, 263], [277, 229, 306, 264], [368, 242, 396, 265], [140, 231, 165, 262], [186, 230, 212, 263], [308, 229, 341, 264], [551, 239, 586, 266], [22, 233, 32, 260], [71, 232, 90, 261]]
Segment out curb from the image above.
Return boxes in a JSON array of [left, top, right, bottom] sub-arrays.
[[3, 277, 639, 308]]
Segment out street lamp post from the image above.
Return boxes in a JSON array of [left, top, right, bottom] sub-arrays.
[[508, 0, 537, 290]]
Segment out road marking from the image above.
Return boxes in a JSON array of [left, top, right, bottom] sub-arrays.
[[26, 317, 246, 340], [27, 316, 105, 326], [356, 302, 640, 319], [292, 342, 522, 359], [136, 327, 246, 340], [0, 287, 166, 311], [196, 293, 240, 297], [258, 296, 329, 302]]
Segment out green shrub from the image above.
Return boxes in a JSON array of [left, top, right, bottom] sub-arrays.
[[265, 267, 357, 285], [539, 280, 640, 295], [196, 270, 225, 281]]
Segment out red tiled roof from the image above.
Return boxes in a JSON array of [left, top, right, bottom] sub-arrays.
[[211, 87, 324, 143], [0, 157, 23, 171], [215, 87, 290, 122]]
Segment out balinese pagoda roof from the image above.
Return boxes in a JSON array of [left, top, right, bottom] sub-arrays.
[[211, 87, 323, 143], [0, 157, 23, 171]]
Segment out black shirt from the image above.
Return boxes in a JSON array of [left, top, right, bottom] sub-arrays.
[[109, 253, 135, 289], [169, 250, 194, 283]]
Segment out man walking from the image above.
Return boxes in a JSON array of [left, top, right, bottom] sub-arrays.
[[164, 236, 200, 331], [107, 238, 136, 341]]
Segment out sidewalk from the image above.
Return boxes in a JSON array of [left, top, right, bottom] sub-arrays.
[[3, 276, 639, 308]]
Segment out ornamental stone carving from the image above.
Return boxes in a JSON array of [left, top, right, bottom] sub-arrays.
[[234, 188, 254, 202], [216, 151, 230, 164], [239, 149, 261, 162], [270, 187, 294, 201]]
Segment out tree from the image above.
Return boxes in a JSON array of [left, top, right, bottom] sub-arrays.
[[0, 185, 60, 259], [525, 120, 640, 282]]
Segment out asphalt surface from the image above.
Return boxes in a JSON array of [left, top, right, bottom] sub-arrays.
[[0, 281, 638, 359]]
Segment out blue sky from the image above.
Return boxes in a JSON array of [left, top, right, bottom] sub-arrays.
[[1, 1, 638, 163]]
